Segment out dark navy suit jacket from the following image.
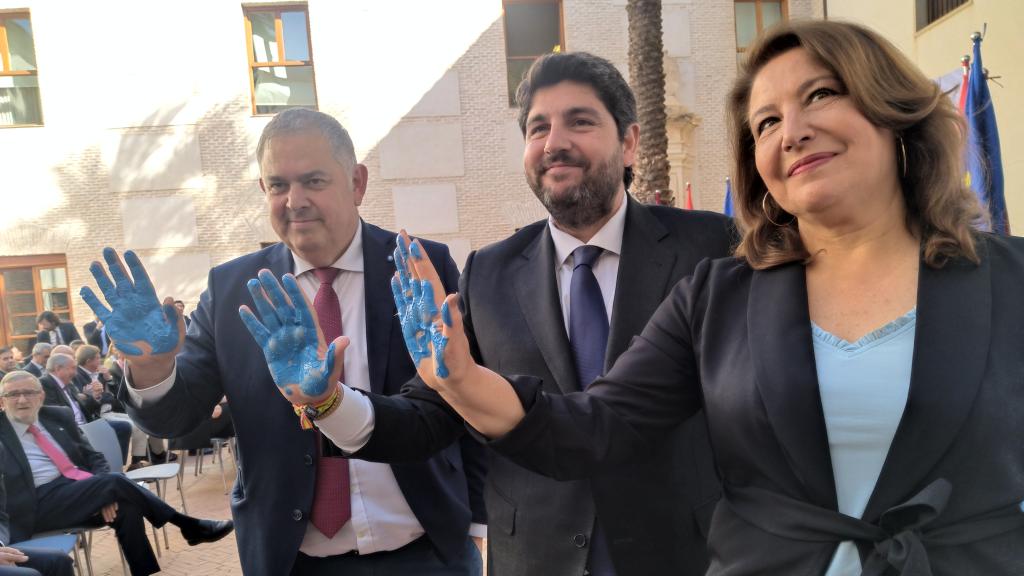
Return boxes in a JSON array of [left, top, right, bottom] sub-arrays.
[[123, 221, 486, 576]]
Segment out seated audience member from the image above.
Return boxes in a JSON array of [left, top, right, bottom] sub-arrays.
[[0, 465, 74, 576], [67, 342, 84, 354], [34, 313, 79, 347], [0, 371, 234, 576], [0, 348, 15, 381], [22, 346, 50, 379], [72, 346, 172, 469], [39, 354, 131, 463]]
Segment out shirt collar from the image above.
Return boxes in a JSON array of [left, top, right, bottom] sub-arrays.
[[548, 194, 628, 267], [291, 222, 365, 277], [11, 418, 31, 438]]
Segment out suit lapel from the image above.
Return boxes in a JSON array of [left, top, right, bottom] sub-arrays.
[[748, 263, 837, 509], [362, 222, 397, 395], [513, 226, 579, 395], [606, 199, 677, 366], [264, 242, 294, 279], [0, 416, 32, 483], [862, 251, 990, 521]]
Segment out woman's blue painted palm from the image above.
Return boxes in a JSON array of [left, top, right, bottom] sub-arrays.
[[79, 247, 182, 357], [392, 235, 450, 378], [238, 270, 341, 403]]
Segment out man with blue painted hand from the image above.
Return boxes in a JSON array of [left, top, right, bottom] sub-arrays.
[[250, 53, 735, 576], [80, 109, 486, 576]]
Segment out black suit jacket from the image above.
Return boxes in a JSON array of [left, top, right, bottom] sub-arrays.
[[359, 198, 735, 576], [123, 221, 487, 576], [492, 234, 1024, 575], [35, 323, 80, 346], [0, 453, 8, 547], [40, 375, 100, 422], [23, 363, 43, 378], [0, 408, 108, 543]]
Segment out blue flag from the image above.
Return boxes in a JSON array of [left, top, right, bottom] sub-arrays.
[[964, 34, 1008, 234], [723, 178, 734, 217]]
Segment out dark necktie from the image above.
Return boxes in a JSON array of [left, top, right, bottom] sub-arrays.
[[567, 245, 616, 576], [308, 267, 351, 538], [569, 245, 609, 389]]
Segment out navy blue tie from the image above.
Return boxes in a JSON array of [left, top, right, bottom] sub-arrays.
[[569, 245, 609, 389], [568, 245, 616, 576]]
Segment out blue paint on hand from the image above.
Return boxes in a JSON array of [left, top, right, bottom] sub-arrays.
[[80, 247, 181, 356], [391, 234, 452, 379], [239, 271, 336, 402]]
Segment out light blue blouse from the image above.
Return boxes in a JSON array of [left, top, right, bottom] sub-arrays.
[[813, 309, 916, 576]]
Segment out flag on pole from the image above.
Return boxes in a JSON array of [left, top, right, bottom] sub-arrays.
[[684, 182, 693, 210], [963, 31, 1008, 234], [723, 177, 734, 217], [956, 55, 969, 113]]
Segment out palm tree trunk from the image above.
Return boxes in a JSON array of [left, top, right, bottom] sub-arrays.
[[627, 0, 672, 205]]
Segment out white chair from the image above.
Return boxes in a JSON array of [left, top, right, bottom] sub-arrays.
[[79, 419, 184, 554]]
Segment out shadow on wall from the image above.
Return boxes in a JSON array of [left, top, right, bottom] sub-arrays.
[[357, 16, 547, 269]]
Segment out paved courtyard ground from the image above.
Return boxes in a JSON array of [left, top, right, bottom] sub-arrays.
[[89, 449, 243, 576]]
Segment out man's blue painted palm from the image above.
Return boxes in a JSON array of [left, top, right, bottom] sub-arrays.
[[239, 270, 339, 402], [80, 248, 182, 357]]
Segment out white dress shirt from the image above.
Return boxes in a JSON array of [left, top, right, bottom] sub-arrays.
[[12, 419, 64, 487], [126, 225, 482, 555], [548, 194, 627, 333]]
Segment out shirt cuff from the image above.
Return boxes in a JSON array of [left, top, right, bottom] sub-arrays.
[[315, 385, 375, 453], [124, 360, 177, 407], [469, 523, 487, 539]]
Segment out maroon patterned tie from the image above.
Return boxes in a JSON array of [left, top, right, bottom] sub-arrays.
[[308, 267, 351, 538]]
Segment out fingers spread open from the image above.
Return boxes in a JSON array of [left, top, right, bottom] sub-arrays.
[[103, 247, 133, 293], [124, 250, 158, 302], [259, 269, 296, 326], [80, 287, 112, 321], [89, 260, 118, 303], [247, 278, 281, 332]]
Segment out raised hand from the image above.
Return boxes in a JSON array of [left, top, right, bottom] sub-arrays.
[[80, 248, 184, 359], [391, 231, 471, 390], [238, 270, 347, 406]]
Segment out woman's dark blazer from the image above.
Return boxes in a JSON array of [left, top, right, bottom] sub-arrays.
[[491, 234, 1024, 576]]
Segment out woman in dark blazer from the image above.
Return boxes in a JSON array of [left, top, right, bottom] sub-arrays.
[[392, 20, 1024, 576]]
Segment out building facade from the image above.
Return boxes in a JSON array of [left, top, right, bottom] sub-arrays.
[[0, 0, 1013, 354]]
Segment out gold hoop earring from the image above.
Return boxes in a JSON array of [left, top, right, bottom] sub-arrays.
[[762, 193, 795, 227], [897, 135, 908, 179]]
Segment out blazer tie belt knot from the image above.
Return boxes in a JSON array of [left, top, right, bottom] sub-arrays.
[[726, 478, 1024, 575]]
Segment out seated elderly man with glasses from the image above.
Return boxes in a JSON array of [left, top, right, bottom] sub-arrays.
[[0, 371, 233, 576]]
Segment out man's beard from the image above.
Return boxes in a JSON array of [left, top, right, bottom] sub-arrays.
[[528, 149, 622, 230]]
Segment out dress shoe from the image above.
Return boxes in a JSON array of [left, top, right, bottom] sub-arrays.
[[180, 519, 234, 546], [127, 459, 151, 471], [150, 451, 178, 464]]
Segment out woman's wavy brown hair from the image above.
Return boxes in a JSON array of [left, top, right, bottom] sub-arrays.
[[728, 20, 983, 269]]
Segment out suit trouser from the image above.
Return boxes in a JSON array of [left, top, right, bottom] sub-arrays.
[[34, 474, 177, 576], [0, 546, 74, 576]]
